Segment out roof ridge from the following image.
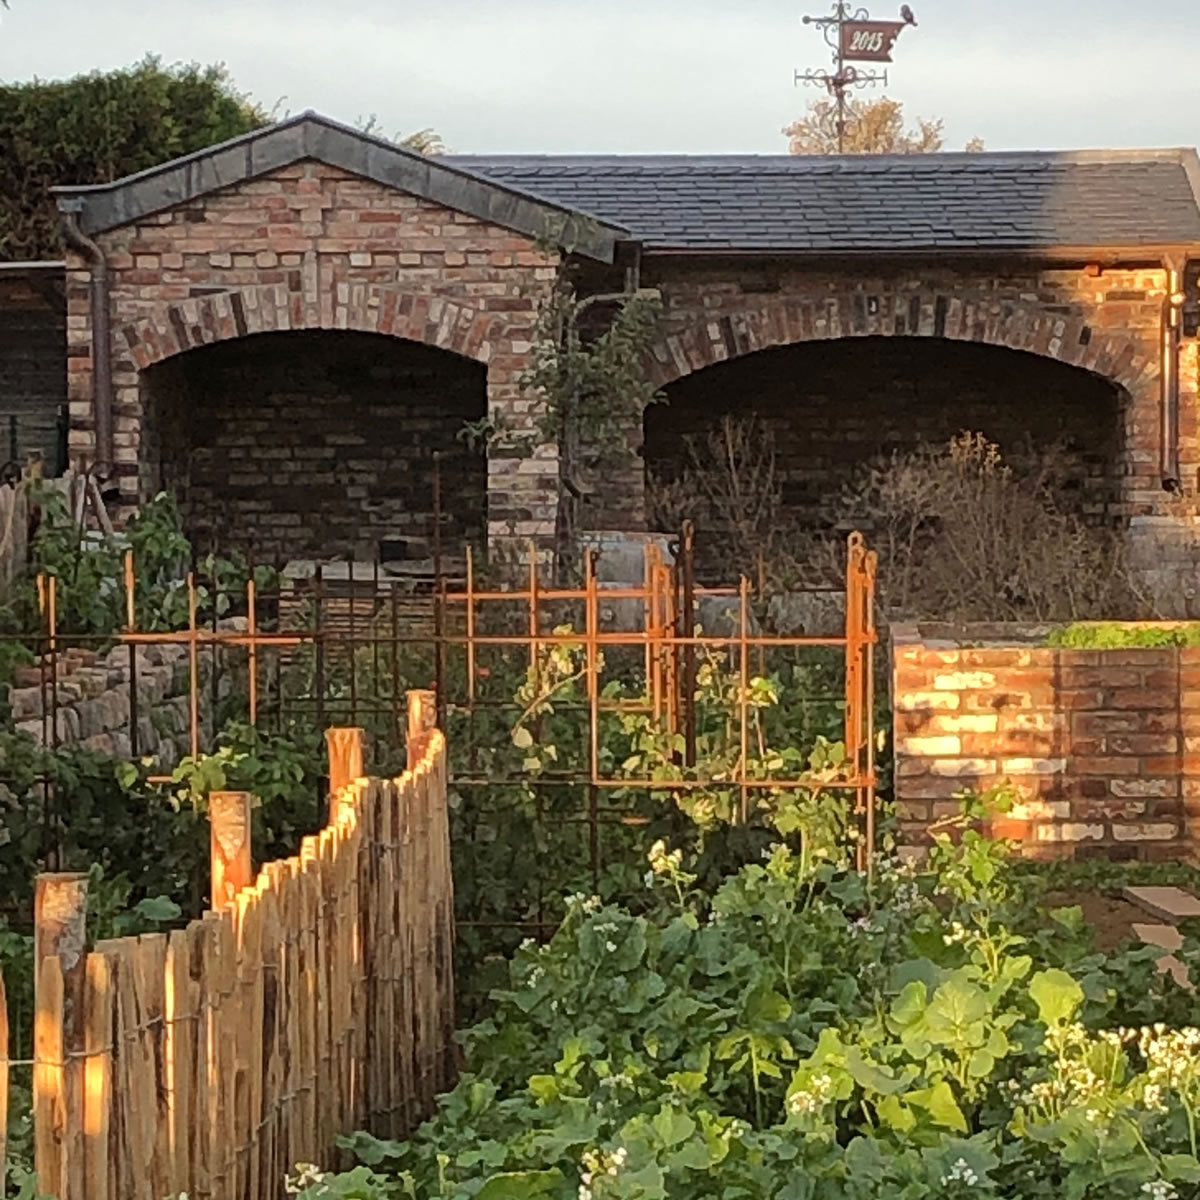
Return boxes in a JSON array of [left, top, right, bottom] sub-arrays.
[[448, 147, 1196, 167], [51, 111, 626, 262]]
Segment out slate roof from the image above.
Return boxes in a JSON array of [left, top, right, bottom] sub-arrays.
[[446, 150, 1200, 254]]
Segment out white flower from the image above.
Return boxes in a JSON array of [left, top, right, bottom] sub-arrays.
[[285, 1164, 327, 1195], [787, 1073, 833, 1116], [939, 1157, 980, 1187], [605, 940, 617, 953], [1141, 1182, 1177, 1200], [942, 921, 968, 946]]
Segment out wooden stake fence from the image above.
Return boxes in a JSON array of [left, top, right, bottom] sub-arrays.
[[0, 696, 455, 1200]]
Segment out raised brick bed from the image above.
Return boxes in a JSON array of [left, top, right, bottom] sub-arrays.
[[892, 623, 1200, 860]]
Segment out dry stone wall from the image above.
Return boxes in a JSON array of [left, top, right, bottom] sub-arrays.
[[9, 642, 192, 764]]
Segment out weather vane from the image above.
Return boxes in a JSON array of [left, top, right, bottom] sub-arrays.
[[796, 3, 918, 153]]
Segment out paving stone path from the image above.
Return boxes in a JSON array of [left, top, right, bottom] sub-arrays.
[[1124, 886, 1199, 990]]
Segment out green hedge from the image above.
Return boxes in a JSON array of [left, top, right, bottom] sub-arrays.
[[1048, 622, 1200, 649], [0, 55, 266, 261]]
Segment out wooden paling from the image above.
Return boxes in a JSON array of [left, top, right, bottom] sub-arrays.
[[5, 696, 455, 1200]]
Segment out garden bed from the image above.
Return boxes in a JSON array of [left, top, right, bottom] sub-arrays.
[[295, 810, 1200, 1200]]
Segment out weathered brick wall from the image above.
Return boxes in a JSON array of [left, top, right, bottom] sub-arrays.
[[62, 166, 1199, 572], [644, 334, 1124, 540], [893, 624, 1200, 859], [625, 261, 1200, 573], [0, 271, 66, 470], [143, 329, 486, 559], [65, 161, 559, 544]]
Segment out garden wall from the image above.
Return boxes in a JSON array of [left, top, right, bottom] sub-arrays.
[[6, 618, 247, 766], [892, 623, 1200, 860]]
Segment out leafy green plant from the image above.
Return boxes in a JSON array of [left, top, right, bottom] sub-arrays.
[[302, 787, 1200, 1200], [1048, 623, 1200, 649]]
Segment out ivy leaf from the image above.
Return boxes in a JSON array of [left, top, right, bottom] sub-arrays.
[[1029, 968, 1084, 1028], [511, 726, 534, 750], [475, 1169, 564, 1200]]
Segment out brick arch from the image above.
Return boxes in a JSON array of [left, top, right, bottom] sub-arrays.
[[118, 283, 498, 370], [645, 290, 1155, 396]]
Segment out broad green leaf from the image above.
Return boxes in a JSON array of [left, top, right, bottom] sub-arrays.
[[889, 980, 927, 1028], [1164, 1155, 1200, 1182], [1029, 968, 1084, 1027], [665, 1141, 711, 1171], [133, 895, 182, 924], [476, 1169, 564, 1200], [845, 1048, 904, 1096], [967, 1048, 995, 1078], [748, 986, 792, 1024], [907, 1081, 967, 1133], [115, 761, 140, 789], [877, 1094, 916, 1133], [653, 1107, 696, 1147], [1049, 905, 1085, 934]]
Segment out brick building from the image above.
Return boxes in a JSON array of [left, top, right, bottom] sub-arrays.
[[24, 113, 1200, 570]]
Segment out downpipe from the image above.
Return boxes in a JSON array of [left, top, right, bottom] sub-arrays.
[[58, 201, 114, 479]]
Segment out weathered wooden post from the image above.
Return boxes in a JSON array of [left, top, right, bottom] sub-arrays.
[[33, 871, 89, 1200], [406, 689, 437, 768], [209, 791, 253, 908], [325, 727, 365, 819]]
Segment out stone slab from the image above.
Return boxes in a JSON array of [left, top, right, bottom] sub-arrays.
[[1123, 886, 1200, 924], [1132, 922, 1184, 953], [1156, 955, 1193, 991]]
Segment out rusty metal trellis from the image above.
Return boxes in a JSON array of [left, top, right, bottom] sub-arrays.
[[17, 527, 879, 879]]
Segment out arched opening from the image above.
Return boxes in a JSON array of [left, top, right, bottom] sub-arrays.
[[139, 330, 487, 560], [644, 336, 1128, 563]]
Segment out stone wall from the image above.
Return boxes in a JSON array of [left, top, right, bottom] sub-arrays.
[[892, 623, 1200, 860], [9, 642, 193, 765]]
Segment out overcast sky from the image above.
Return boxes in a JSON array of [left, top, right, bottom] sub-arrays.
[[1, 0, 1197, 155]]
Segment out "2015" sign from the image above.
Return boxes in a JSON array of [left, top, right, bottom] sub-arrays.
[[839, 20, 905, 63]]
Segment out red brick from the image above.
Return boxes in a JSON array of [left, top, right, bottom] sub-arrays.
[[1071, 756, 1142, 775]]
